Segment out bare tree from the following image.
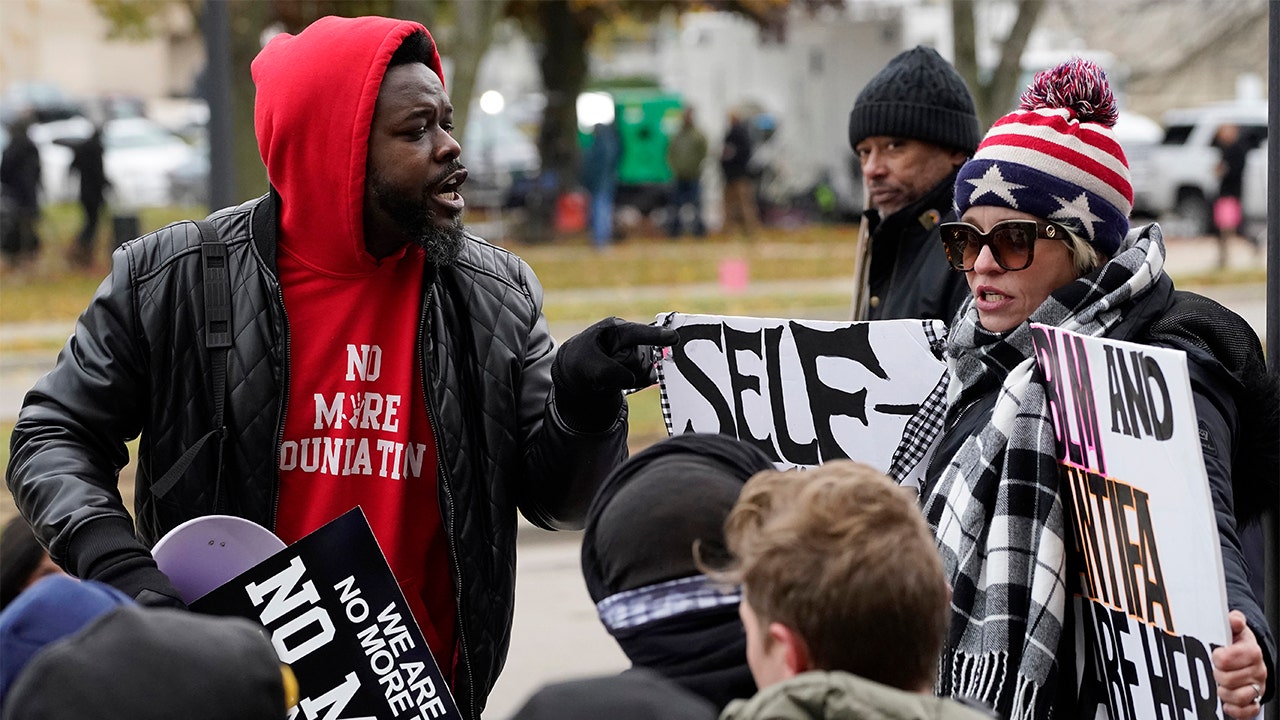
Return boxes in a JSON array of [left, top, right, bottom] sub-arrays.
[[951, 0, 1046, 129]]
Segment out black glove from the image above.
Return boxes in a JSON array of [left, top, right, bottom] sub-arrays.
[[552, 317, 680, 432], [72, 518, 189, 610]]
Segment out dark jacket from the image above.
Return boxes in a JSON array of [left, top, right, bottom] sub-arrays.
[[70, 130, 108, 206], [925, 266, 1277, 705], [582, 123, 621, 193], [0, 127, 41, 209], [864, 171, 968, 323], [513, 669, 718, 720], [6, 191, 628, 720], [720, 120, 754, 181]]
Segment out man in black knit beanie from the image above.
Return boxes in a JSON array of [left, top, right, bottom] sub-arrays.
[[848, 45, 981, 324]]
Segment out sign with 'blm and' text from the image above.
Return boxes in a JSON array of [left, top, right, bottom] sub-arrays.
[[1030, 324, 1229, 720], [655, 313, 946, 481], [192, 508, 460, 720]]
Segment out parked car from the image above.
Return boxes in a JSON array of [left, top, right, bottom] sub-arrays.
[[33, 115, 201, 208], [462, 107, 540, 208], [1127, 101, 1267, 235], [166, 138, 209, 207], [0, 81, 82, 126]]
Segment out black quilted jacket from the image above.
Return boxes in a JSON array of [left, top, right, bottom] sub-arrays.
[[7, 192, 628, 719]]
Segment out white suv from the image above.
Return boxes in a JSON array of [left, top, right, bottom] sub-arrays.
[[1127, 101, 1268, 238]]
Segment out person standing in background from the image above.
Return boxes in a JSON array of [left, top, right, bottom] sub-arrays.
[[1, 516, 67, 610], [582, 121, 621, 249], [847, 46, 980, 322], [1212, 122, 1249, 269], [665, 107, 708, 239], [67, 125, 110, 270], [720, 109, 759, 238], [0, 113, 43, 269]]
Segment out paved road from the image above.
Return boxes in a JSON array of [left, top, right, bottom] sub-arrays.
[[485, 530, 629, 719]]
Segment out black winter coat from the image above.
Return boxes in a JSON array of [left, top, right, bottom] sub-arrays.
[[924, 271, 1277, 705], [863, 172, 968, 323], [6, 192, 628, 720]]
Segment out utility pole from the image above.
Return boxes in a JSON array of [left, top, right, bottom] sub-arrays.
[[203, 0, 235, 210], [1266, 3, 1277, 717]]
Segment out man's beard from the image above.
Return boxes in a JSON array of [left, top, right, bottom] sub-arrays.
[[370, 165, 468, 266]]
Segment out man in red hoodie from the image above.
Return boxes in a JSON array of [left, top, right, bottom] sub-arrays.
[[7, 16, 675, 719]]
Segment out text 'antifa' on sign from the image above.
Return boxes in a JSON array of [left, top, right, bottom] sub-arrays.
[[1031, 325, 1232, 720]]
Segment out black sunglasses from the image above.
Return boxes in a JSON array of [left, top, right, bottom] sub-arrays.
[[940, 219, 1065, 272]]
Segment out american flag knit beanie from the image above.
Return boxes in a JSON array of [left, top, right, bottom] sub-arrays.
[[954, 58, 1132, 257]]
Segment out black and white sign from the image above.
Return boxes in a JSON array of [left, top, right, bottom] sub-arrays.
[[192, 508, 460, 720], [656, 313, 946, 479]]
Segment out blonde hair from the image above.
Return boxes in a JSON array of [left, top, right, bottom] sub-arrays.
[[712, 461, 948, 691], [1062, 227, 1105, 276]]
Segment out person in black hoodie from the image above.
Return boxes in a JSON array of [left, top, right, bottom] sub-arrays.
[[580, 433, 776, 710], [720, 110, 759, 238], [67, 124, 109, 269], [0, 113, 42, 267], [847, 46, 980, 322]]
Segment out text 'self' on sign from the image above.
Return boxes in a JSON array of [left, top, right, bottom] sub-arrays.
[[1030, 324, 1229, 720], [192, 508, 460, 720], [655, 313, 946, 478]]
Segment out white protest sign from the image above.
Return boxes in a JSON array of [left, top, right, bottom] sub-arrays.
[[655, 313, 946, 478], [1030, 324, 1229, 720]]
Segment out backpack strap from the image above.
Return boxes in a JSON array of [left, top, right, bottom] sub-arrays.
[[152, 220, 231, 505]]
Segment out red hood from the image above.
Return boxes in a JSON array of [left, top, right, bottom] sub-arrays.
[[252, 16, 444, 276]]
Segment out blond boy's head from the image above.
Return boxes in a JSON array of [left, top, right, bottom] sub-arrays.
[[719, 460, 948, 692]]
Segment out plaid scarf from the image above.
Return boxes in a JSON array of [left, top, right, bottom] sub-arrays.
[[919, 225, 1164, 720]]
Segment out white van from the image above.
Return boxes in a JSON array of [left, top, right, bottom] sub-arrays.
[[1127, 101, 1267, 236]]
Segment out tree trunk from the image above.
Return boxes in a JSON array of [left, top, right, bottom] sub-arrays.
[[985, 0, 1044, 124], [952, 0, 1045, 130], [952, 0, 979, 105], [228, 0, 270, 203], [526, 0, 590, 243], [449, 0, 508, 147]]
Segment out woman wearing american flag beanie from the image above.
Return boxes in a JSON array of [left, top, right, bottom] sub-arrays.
[[907, 58, 1276, 720]]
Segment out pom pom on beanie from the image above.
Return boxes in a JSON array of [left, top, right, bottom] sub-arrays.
[[954, 57, 1132, 256]]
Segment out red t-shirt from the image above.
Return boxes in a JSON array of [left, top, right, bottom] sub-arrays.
[[274, 244, 456, 685]]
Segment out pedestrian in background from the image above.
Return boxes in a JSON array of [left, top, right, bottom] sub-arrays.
[[0, 113, 43, 269], [0, 516, 66, 610], [847, 45, 980, 322], [720, 109, 759, 238], [67, 124, 109, 270], [1212, 122, 1249, 269], [665, 106, 708, 239], [582, 121, 621, 248]]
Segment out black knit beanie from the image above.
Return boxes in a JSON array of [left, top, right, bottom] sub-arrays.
[[848, 45, 981, 154], [581, 433, 775, 603]]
